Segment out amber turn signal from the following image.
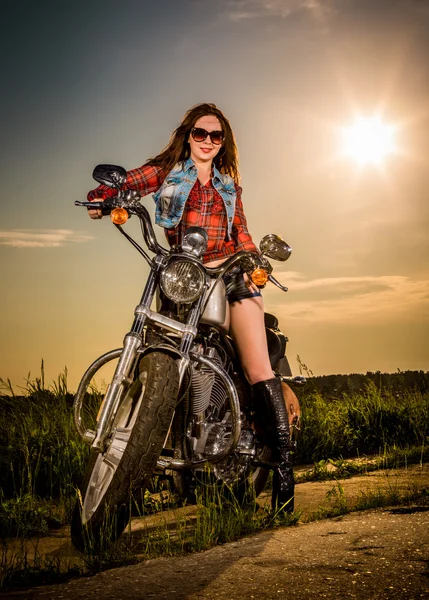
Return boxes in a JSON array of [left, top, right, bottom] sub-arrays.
[[110, 207, 129, 225], [250, 268, 269, 286]]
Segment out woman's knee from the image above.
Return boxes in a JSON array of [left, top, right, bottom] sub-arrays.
[[241, 361, 274, 385]]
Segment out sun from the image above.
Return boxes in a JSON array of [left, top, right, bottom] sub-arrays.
[[341, 116, 397, 165]]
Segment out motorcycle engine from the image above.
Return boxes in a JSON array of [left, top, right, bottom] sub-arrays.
[[189, 346, 227, 415], [206, 419, 257, 485], [187, 345, 257, 484]]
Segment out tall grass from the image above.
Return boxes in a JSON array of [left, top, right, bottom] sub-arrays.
[[1, 367, 428, 512], [1, 369, 428, 501], [0, 366, 93, 536], [296, 379, 429, 463]]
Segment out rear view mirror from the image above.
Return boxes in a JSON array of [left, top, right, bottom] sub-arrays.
[[92, 164, 127, 188], [259, 234, 292, 261]]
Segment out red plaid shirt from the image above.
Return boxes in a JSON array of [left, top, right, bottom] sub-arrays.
[[87, 163, 258, 263]]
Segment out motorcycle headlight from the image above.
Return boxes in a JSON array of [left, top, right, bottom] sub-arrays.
[[160, 260, 206, 304]]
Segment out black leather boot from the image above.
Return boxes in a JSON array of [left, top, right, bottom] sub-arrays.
[[252, 377, 294, 513]]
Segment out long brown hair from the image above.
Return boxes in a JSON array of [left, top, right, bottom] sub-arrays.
[[147, 103, 240, 183]]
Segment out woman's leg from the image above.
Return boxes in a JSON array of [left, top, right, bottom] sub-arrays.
[[229, 296, 295, 512], [229, 295, 274, 385], [229, 295, 301, 423]]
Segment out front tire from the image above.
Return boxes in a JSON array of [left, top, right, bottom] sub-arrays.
[[71, 352, 179, 553]]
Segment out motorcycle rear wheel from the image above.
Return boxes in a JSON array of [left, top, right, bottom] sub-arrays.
[[71, 352, 179, 553], [181, 442, 272, 509], [224, 443, 272, 506], [244, 444, 272, 489]]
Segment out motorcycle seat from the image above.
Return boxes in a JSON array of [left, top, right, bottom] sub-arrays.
[[266, 327, 284, 370], [264, 312, 279, 330]]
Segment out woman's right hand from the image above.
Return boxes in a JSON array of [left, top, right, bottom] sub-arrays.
[[87, 199, 103, 220]]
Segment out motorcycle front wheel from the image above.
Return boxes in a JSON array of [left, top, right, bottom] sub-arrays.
[[71, 352, 179, 553]]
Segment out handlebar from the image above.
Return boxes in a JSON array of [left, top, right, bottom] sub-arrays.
[[75, 199, 288, 292], [75, 198, 168, 256]]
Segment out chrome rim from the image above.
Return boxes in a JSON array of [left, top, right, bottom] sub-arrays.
[[81, 372, 147, 524]]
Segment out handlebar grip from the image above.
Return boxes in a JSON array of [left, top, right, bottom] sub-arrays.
[[75, 201, 104, 208], [74, 200, 112, 216]]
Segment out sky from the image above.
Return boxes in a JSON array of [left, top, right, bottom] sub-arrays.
[[1, 0, 429, 392]]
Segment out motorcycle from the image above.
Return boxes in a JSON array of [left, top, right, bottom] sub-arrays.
[[71, 164, 305, 551]]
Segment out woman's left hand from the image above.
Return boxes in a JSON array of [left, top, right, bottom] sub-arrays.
[[243, 272, 261, 294]]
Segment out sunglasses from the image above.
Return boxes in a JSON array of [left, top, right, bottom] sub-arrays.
[[191, 127, 224, 145]]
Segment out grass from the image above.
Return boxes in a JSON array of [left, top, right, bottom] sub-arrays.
[[305, 476, 429, 522], [0, 367, 90, 502], [1, 541, 82, 590], [0, 493, 64, 538], [295, 445, 429, 484], [295, 378, 429, 463], [76, 477, 300, 573], [0, 366, 428, 590]]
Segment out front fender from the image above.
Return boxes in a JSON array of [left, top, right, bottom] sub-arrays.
[[139, 343, 184, 362], [139, 344, 189, 384]]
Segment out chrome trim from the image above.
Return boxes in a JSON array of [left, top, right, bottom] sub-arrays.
[[177, 356, 190, 384], [268, 274, 289, 292], [73, 348, 123, 441], [259, 233, 292, 262], [181, 227, 208, 257], [280, 375, 307, 386], [92, 334, 142, 452], [160, 259, 206, 305], [156, 352, 241, 470], [135, 304, 198, 337]]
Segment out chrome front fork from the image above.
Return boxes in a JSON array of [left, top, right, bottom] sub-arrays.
[[73, 333, 143, 452], [91, 333, 142, 452], [75, 317, 195, 453]]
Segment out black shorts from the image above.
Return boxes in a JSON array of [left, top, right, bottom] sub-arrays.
[[223, 267, 262, 304]]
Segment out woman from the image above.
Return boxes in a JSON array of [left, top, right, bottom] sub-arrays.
[[87, 102, 299, 511]]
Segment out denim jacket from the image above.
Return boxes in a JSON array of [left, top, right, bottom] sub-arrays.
[[152, 158, 237, 239]]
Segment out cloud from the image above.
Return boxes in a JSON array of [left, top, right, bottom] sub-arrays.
[[287, 274, 406, 292], [266, 273, 429, 323], [0, 229, 94, 248], [224, 0, 333, 20]]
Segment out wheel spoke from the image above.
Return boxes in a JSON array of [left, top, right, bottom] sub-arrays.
[[82, 428, 133, 522], [103, 450, 121, 472], [114, 427, 132, 443]]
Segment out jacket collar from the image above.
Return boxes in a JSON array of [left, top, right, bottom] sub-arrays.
[[182, 157, 196, 173], [182, 157, 230, 186]]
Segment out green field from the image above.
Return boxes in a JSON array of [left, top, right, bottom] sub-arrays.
[[1, 367, 428, 587]]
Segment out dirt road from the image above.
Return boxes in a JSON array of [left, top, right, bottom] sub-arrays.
[[4, 465, 429, 599], [7, 506, 429, 600]]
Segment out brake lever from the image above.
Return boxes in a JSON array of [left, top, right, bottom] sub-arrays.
[[268, 274, 288, 292]]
